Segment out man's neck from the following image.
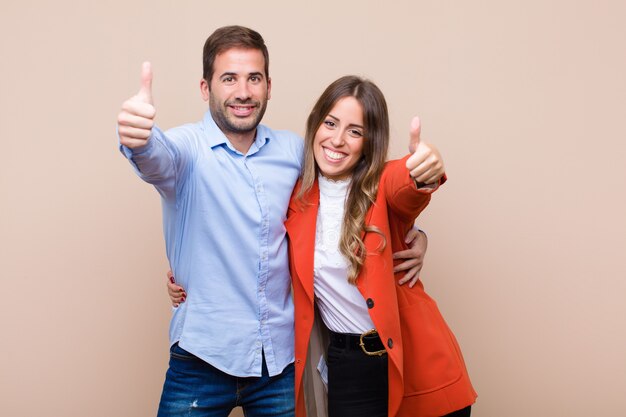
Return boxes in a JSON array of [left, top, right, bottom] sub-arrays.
[[225, 130, 256, 154]]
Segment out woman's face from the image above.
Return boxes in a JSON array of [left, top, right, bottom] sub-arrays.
[[313, 96, 365, 181]]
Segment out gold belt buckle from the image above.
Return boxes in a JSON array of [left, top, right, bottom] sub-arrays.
[[359, 329, 386, 356]]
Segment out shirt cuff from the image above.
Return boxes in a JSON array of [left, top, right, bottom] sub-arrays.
[[118, 128, 156, 160]]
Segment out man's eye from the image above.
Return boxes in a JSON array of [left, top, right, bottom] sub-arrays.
[[223, 77, 234, 83], [250, 76, 260, 82]]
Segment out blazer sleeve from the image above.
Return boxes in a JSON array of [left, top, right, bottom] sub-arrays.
[[381, 155, 446, 223]]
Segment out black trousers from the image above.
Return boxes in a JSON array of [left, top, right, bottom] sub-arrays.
[[326, 336, 471, 417]]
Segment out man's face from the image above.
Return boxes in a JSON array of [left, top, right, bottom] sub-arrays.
[[201, 48, 271, 139]]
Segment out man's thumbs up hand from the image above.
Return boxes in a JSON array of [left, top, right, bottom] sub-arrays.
[[405, 117, 445, 185], [118, 62, 156, 149]]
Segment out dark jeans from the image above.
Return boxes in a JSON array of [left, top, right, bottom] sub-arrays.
[[326, 339, 471, 417], [157, 343, 295, 417]]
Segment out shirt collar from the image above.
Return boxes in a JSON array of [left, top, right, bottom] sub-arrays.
[[202, 110, 270, 155]]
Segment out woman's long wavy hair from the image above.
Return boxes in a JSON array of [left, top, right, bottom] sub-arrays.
[[297, 75, 389, 284]]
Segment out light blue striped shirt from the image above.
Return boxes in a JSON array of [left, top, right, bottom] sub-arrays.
[[120, 110, 303, 377]]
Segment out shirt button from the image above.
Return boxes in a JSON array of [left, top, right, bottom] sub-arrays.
[[387, 338, 394, 349], [366, 298, 374, 309]]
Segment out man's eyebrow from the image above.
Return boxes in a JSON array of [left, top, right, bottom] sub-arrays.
[[219, 71, 265, 78], [327, 113, 364, 129]]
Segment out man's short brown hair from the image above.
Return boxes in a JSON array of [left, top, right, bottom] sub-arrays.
[[202, 25, 270, 84]]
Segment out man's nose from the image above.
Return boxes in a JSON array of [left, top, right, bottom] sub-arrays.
[[235, 81, 252, 101]]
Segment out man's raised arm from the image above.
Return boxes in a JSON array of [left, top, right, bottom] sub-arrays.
[[117, 62, 185, 198]]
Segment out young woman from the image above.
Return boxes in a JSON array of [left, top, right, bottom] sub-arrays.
[[168, 76, 476, 416], [286, 76, 476, 417]]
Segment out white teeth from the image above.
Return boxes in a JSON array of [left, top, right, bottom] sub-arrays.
[[324, 148, 345, 160]]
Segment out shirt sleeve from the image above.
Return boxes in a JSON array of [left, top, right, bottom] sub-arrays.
[[118, 125, 191, 201]]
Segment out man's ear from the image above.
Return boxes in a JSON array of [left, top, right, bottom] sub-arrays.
[[200, 78, 210, 102], [266, 77, 272, 100]]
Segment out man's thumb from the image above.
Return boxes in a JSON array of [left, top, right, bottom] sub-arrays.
[[138, 61, 153, 104], [409, 116, 421, 153]]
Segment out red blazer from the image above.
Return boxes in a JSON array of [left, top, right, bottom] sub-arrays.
[[286, 156, 477, 417]]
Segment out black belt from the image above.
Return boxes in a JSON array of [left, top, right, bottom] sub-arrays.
[[329, 329, 387, 356]]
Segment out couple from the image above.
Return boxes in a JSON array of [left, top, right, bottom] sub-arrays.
[[118, 25, 476, 417]]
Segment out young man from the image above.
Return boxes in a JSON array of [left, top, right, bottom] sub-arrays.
[[117, 26, 442, 417]]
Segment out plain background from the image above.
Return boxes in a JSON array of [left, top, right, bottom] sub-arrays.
[[1, 1, 625, 416]]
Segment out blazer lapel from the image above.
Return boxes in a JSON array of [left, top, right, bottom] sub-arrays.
[[285, 181, 319, 303]]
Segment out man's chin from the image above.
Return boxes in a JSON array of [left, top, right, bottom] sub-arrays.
[[228, 121, 258, 134], [226, 114, 263, 133]]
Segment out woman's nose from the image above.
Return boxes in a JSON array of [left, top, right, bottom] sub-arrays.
[[329, 131, 345, 147]]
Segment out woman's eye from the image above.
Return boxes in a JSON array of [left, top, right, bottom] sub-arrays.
[[324, 120, 336, 128]]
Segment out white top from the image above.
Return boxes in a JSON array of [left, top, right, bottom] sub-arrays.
[[313, 175, 375, 334]]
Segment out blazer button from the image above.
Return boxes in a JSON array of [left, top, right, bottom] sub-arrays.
[[366, 298, 374, 309], [387, 338, 394, 349]]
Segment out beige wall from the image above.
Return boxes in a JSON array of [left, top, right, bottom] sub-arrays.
[[1, 0, 625, 416]]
